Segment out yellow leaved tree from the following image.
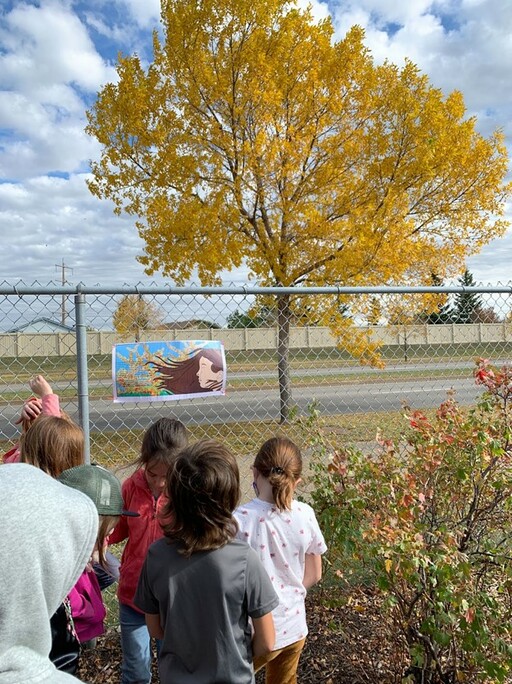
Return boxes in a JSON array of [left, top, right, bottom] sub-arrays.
[[87, 0, 510, 421], [113, 295, 165, 342]]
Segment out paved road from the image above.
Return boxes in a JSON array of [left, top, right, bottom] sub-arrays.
[[0, 374, 483, 440]]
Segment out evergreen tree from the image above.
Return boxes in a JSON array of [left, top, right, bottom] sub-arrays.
[[453, 270, 483, 323], [226, 309, 263, 328]]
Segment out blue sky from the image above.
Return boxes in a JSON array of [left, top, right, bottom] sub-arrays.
[[1, 0, 511, 286]]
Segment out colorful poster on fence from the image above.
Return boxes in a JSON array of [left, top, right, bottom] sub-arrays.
[[112, 340, 226, 402]]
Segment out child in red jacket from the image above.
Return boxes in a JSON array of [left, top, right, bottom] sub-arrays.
[[108, 418, 188, 684]]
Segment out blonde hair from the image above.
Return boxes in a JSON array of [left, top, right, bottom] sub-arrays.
[[97, 515, 120, 568], [20, 415, 84, 477], [254, 437, 302, 512]]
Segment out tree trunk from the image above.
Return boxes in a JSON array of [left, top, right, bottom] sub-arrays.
[[277, 294, 292, 424]]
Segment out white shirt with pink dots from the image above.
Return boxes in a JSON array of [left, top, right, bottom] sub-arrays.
[[234, 497, 327, 650]]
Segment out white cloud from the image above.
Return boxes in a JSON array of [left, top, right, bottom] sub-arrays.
[[0, 171, 247, 285], [466, 225, 512, 285], [0, 95, 100, 178], [297, 0, 331, 21], [0, 2, 116, 179], [0, 174, 147, 283], [329, 0, 512, 124], [114, 0, 161, 29], [0, 2, 115, 93]]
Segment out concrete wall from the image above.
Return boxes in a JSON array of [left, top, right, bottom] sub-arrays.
[[1, 323, 511, 358]]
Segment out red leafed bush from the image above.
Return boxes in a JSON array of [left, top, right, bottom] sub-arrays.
[[304, 359, 512, 683]]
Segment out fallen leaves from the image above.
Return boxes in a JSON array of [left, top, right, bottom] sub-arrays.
[[79, 587, 406, 683]]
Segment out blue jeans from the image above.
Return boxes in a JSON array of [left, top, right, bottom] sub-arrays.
[[119, 603, 159, 684]]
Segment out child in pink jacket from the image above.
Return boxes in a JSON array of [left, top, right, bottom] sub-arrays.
[[67, 567, 106, 646], [59, 464, 139, 647], [2, 375, 60, 464]]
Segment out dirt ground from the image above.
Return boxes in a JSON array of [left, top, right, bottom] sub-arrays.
[[78, 586, 406, 683]]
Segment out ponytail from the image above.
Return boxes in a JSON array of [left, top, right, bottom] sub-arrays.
[[254, 437, 302, 511]]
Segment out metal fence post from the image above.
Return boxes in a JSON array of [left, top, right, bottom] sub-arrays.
[[74, 292, 91, 464]]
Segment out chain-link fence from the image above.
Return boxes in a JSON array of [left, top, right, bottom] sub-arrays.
[[1, 282, 512, 499]]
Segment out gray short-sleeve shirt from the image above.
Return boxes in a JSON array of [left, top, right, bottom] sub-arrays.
[[135, 538, 279, 684]]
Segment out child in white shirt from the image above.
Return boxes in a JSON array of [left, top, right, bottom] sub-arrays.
[[234, 436, 327, 684]]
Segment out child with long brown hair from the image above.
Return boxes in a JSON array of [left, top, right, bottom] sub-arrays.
[[135, 439, 278, 684], [235, 436, 327, 684]]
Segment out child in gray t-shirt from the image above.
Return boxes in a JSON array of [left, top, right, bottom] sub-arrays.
[[135, 439, 279, 684]]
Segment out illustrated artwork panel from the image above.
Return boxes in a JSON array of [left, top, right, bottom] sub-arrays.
[[112, 340, 226, 402]]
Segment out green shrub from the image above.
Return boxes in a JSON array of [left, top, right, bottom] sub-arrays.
[[302, 359, 512, 683]]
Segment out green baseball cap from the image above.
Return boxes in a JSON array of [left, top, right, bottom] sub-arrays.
[[58, 464, 138, 517]]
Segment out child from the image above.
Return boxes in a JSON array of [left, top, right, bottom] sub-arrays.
[[134, 439, 279, 684], [108, 417, 188, 684], [3, 374, 61, 464], [0, 463, 98, 683], [20, 413, 84, 477], [14, 404, 86, 673], [234, 436, 327, 684], [58, 464, 138, 649]]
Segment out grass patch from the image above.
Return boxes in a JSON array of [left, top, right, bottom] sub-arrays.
[[0, 355, 112, 383], [84, 409, 414, 471], [0, 408, 430, 470], [1, 341, 510, 385], [89, 419, 305, 470]]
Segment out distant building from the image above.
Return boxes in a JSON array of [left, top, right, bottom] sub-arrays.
[[7, 318, 75, 333], [158, 319, 221, 330]]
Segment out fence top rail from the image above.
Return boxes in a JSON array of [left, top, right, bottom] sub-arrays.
[[1, 284, 512, 296]]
